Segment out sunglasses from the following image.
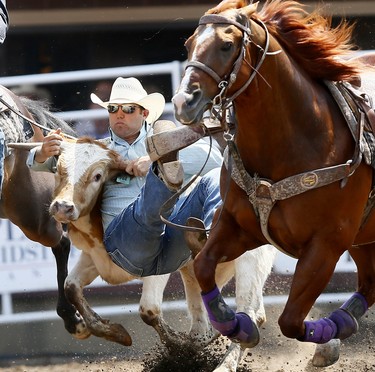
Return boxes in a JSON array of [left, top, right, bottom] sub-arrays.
[[107, 104, 141, 114]]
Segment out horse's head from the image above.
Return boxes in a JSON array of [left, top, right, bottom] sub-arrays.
[[173, 1, 261, 125], [49, 138, 129, 224]]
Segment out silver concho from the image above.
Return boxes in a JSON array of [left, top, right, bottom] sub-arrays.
[[301, 172, 318, 188]]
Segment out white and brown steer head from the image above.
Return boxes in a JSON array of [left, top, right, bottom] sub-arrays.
[[49, 138, 129, 224], [7, 138, 129, 224]]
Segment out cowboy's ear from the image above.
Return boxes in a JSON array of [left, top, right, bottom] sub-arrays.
[[142, 109, 149, 119]]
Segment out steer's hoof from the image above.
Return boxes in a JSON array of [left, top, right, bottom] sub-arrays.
[[229, 312, 260, 349]]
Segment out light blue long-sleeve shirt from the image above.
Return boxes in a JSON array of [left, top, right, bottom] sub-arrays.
[[27, 124, 223, 231]]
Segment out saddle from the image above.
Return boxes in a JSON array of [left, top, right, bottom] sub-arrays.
[[324, 53, 375, 227], [326, 53, 375, 169]]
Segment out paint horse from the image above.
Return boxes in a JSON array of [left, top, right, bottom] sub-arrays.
[[0, 86, 79, 333], [173, 0, 375, 367]]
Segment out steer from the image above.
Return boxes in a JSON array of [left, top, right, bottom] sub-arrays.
[[42, 137, 276, 362]]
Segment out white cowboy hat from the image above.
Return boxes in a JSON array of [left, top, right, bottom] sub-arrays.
[[90, 77, 165, 123]]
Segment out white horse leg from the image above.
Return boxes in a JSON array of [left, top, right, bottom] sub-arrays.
[[179, 261, 214, 343], [213, 246, 277, 372], [235, 246, 277, 326], [65, 251, 132, 346]]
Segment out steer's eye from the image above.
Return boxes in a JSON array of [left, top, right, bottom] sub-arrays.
[[94, 174, 102, 182]]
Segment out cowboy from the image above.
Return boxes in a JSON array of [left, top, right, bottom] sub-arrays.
[[0, 0, 9, 44], [0, 0, 9, 193], [27, 77, 223, 276]]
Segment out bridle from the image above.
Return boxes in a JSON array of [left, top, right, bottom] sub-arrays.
[[184, 13, 272, 122], [158, 13, 273, 235]]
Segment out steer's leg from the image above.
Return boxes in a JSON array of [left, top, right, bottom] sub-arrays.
[[139, 273, 192, 349], [51, 235, 82, 334], [65, 251, 132, 346]]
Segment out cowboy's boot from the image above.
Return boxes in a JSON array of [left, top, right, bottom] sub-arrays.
[[184, 217, 207, 258], [146, 120, 207, 162], [151, 120, 184, 192]]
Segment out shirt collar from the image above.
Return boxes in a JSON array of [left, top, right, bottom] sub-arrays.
[[109, 123, 149, 147]]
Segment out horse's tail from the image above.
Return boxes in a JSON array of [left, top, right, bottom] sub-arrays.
[[20, 97, 76, 137]]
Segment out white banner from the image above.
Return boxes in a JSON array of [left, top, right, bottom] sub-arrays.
[[0, 219, 357, 294], [273, 247, 356, 274], [0, 220, 110, 293]]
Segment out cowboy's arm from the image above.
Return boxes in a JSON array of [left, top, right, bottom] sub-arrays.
[[26, 129, 63, 173], [26, 148, 58, 173], [180, 139, 223, 177]]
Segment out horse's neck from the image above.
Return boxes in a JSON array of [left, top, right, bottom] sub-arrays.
[[233, 57, 334, 176]]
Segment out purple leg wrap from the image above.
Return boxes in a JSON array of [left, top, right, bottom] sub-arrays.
[[299, 318, 337, 344], [202, 286, 259, 347], [326, 292, 367, 340], [328, 309, 358, 340], [340, 292, 368, 319], [299, 292, 367, 344]]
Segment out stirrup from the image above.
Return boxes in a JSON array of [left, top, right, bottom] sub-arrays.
[[184, 217, 207, 258]]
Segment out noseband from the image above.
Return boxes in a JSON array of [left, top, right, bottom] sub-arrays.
[[185, 14, 271, 117]]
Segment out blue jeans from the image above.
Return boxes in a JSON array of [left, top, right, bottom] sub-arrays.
[[0, 127, 4, 196], [104, 166, 222, 277]]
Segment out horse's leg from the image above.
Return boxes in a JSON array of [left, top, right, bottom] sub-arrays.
[[179, 260, 214, 344], [234, 246, 276, 326], [64, 251, 132, 346], [138, 273, 183, 348], [194, 211, 261, 349], [51, 234, 81, 334], [280, 244, 365, 346], [311, 244, 375, 367], [213, 342, 242, 372], [211, 246, 277, 372], [348, 243, 375, 307]]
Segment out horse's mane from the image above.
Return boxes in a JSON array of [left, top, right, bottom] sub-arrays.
[[208, 0, 360, 81], [21, 97, 76, 137]]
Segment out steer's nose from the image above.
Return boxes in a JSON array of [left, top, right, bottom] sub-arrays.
[[50, 200, 75, 221]]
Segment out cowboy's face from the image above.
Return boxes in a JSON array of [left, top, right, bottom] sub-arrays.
[[108, 103, 149, 142]]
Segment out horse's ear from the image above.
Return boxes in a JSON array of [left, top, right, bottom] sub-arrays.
[[241, 1, 258, 17]]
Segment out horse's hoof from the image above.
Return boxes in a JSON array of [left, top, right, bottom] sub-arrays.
[[229, 312, 260, 349], [312, 339, 341, 367]]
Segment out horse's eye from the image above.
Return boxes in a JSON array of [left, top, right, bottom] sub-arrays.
[[94, 174, 102, 182], [221, 42, 233, 52]]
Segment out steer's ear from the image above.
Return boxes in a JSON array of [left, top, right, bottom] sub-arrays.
[[111, 153, 130, 172]]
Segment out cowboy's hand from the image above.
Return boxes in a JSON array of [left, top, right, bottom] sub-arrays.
[[35, 128, 63, 163], [126, 156, 151, 177]]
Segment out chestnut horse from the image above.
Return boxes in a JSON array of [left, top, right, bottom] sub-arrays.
[[173, 0, 375, 366], [0, 86, 79, 332]]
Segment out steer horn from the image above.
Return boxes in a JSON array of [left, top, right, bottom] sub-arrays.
[[7, 141, 71, 151], [7, 142, 44, 150]]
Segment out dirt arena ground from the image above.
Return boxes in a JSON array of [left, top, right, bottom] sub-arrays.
[[1, 303, 375, 372]]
